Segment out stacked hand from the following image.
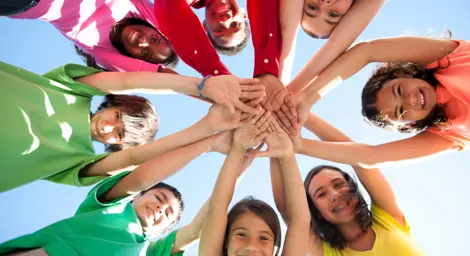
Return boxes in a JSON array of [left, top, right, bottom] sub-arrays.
[[233, 110, 273, 150]]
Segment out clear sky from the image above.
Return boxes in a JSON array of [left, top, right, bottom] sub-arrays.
[[1, 0, 469, 255]]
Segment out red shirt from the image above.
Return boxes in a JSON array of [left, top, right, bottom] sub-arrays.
[[248, 0, 282, 78], [154, 0, 230, 77]]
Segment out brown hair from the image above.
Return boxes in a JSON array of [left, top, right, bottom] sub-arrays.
[[361, 62, 449, 133], [223, 196, 281, 256], [304, 165, 371, 250]]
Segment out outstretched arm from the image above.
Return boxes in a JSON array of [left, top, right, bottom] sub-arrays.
[[199, 112, 271, 255], [287, 0, 385, 93], [297, 37, 459, 106]]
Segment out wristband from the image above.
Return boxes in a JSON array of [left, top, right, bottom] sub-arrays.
[[197, 75, 212, 99]]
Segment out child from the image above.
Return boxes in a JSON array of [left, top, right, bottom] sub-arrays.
[[199, 113, 310, 255], [1, 61, 264, 192]]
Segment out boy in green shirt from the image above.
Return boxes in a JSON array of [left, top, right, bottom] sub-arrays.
[[1, 62, 264, 192]]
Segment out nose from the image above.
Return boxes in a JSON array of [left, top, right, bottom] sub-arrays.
[[244, 239, 259, 253], [157, 204, 168, 214], [329, 190, 341, 202], [405, 91, 418, 109], [320, 0, 333, 6]]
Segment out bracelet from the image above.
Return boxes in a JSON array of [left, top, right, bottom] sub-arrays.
[[197, 75, 212, 99]]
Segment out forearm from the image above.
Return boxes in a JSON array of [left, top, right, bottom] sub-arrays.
[[82, 117, 214, 176], [279, 0, 302, 84], [101, 136, 213, 201], [209, 145, 246, 212], [299, 42, 371, 105], [304, 113, 352, 142], [279, 154, 310, 224], [79, 71, 202, 95], [173, 199, 210, 254], [270, 158, 288, 220]]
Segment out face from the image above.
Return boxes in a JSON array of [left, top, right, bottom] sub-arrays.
[[90, 107, 124, 144], [131, 188, 181, 234], [301, 0, 354, 38], [121, 24, 173, 64], [226, 211, 276, 256], [375, 77, 438, 124], [307, 169, 358, 224], [204, 0, 247, 48]]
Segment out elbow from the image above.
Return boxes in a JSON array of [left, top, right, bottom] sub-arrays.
[[357, 145, 382, 169]]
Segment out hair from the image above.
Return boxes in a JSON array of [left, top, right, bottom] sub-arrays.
[[361, 62, 449, 133], [207, 20, 250, 56], [304, 165, 372, 250], [74, 45, 109, 71], [139, 182, 184, 236], [109, 17, 179, 68], [94, 94, 159, 152], [223, 196, 282, 256]]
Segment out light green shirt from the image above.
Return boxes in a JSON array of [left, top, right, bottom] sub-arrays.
[[0, 172, 184, 256], [1, 62, 111, 192]]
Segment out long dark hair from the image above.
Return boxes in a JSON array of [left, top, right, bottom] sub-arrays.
[[223, 197, 282, 256], [362, 61, 449, 133], [304, 165, 372, 250], [109, 17, 179, 68]]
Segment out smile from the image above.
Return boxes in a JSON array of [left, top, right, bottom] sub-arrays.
[[419, 89, 425, 109], [332, 198, 352, 213]]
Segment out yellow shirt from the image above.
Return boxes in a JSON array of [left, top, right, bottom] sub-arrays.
[[322, 204, 425, 256]]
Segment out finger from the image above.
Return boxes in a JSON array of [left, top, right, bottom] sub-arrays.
[[273, 114, 291, 134], [254, 142, 265, 152], [255, 111, 272, 131], [274, 110, 293, 134], [234, 100, 260, 115], [267, 89, 286, 111], [253, 131, 269, 144], [245, 97, 264, 107], [271, 117, 285, 134], [240, 91, 267, 100], [240, 112, 253, 122], [252, 150, 271, 158], [280, 104, 294, 120], [223, 100, 236, 115], [238, 77, 261, 85], [240, 85, 266, 92]]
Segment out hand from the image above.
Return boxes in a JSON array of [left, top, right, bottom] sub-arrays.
[[258, 74, 298, 134], [233, 110, 272, 149], [210, 130, 233, 155], [206, 104, 245, 132], [290, 134, 304, 154], [252, 118, 294, 158], [238, 143, 264, 178], [202, 75, 266, 115], [293, 93, 310, 127]]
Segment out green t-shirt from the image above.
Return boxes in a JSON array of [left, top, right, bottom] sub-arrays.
[[1, 62, 111, 192], [0, 172, 184, 256]]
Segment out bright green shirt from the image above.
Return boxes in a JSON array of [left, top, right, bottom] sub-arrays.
[[322, 204, 425, 256], [0, 172, 184, 256], [1, 62, 111, 192]]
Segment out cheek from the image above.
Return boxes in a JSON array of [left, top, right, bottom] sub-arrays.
[[226, 237, 243, 255]]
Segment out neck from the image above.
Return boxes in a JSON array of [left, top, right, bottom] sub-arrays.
[[337, 221, 366, 242]]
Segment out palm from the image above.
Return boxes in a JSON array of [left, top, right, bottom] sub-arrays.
[[207, 104, 241, 132], [211, 131, 233, 154], [264, 131, 293, 157], [234, 124, 263, 149], [258, 74, 286, 111]]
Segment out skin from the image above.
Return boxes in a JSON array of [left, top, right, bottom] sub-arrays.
[[203, 0, 247, 48], [302, 0, 354, 38], [307, 168, 358, 224], [226, 211, 276, 256], [121, 24, 173, 63], [375, 77, 438, 124], [131, 187, 181, 234], [89, 107, 124, 144]]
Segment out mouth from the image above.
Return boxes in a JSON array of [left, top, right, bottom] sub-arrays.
[[419, 89, 425, 109], [332, 198, 352, 213], [95, 117, 101, 138]]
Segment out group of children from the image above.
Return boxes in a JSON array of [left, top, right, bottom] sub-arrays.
[[1, 0, 469, 255]]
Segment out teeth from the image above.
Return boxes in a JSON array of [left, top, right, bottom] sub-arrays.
[[333, 204, 346, 213], [419, 91, 424, 108]]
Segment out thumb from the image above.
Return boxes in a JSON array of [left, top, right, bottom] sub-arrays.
[[224, 100, 236, 115], [252, 150, 271, 158]]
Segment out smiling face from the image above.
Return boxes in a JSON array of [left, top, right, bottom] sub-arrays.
[[204, 0, 247, 47], [131, 187, 181, 235], [301, 0, 354, 38], [307, 168, 358, 224], [226, 211, 276, 256], [121, 24, 173, 63], [375, 77, 438, 124], [90, 107, 124, 144]]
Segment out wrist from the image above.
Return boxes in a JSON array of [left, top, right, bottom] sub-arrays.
[[199, 116, 217, 136], [279, 151, 295, 162], [294, 138, 305, 154], [231, 142, 247, 152], [198, 75, 212, 99]]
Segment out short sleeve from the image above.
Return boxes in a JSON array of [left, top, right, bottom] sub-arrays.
[[90, 50, 164, 73], [43, 64, 107, 97], [147, 229, 184, 256], [371, 204, 410, 235], [425, 128, 467, 151], [426, 40, 466, 70], [75, 170, 135, 215], [44, 153, 111, 187]]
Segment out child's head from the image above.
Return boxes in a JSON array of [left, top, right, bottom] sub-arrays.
[[361, 62, 448, 133], [304, 165, 371, 250], [109, 18, 179, 68], [300, 0, 355, 39], [203, 0, 250, 56], [131, 182, 184, 237], [224, 197, 281, 256], [91, 94, 159, 152]]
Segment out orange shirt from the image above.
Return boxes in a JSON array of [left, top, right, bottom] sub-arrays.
[[426, 40, 470, 150]]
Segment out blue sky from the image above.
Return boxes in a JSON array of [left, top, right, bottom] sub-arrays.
[[1, 0, 469, 255]]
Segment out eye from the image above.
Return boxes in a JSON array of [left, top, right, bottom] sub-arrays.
[[328, 11, 339, 18], [399, 106, 404, 116], [398, 85, 402, 96], [155, 194, 162, 203], [317, 192, 326, 198], [117, 131, 123, 140], [236, 233, 247, 238], [260, 236, 270, 241], [334, 181, 347, 189], [230, 22, 240, 28], [308, 4, 318, 11], [115, 111, 120, 120], [151, 36, 157, 43]]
